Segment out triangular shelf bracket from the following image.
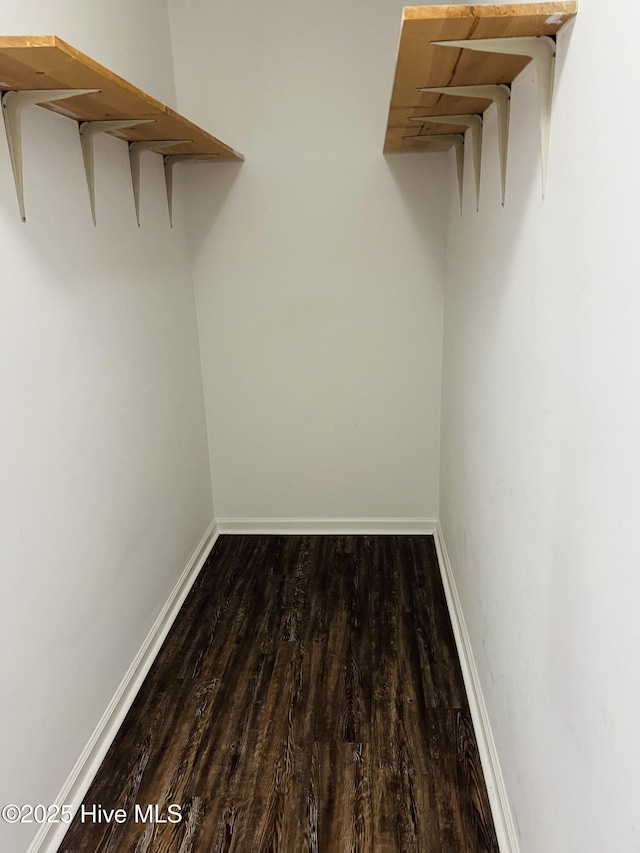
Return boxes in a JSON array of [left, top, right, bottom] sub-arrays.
[[163, 154, 219, 227], [419, 85, 510, 205], [128, 140, 188, 227], [79, 119, 155, 225], [1, 88, 99, 221], [411, 114, 482, 211], [433, 36, 556, 195], [405, 133, 465, 214]]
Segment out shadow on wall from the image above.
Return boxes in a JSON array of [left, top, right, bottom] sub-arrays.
[[178, 161, 245, 259], [422, 10, 582, 387], [0, 113, 184, 291], [383, 150, 451, 267]]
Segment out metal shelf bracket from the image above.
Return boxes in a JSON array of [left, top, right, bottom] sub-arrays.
[[1, 88, 99, 221], [419, 85, 510, 205], [128, 140, 187, 226], [433, 36, 556, 195], [79, 119, 154, 224], [163, 154, 219, 227], [412, 114, 482, 211], [406, 133, 465, 214]]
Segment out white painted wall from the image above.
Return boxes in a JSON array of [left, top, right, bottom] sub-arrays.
[[439, 2, 640, 851], [14, 2, 637, 850], [168, 0, 449, 521], [0, 4, 212, 851]]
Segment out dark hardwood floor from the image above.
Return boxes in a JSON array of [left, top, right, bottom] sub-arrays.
[[59, 535, 499, 853]]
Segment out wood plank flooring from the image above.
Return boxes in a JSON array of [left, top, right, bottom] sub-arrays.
[[59, 535, 499, 853]]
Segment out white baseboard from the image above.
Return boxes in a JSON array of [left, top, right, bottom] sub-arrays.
[[215, 517, 437, 535], [30, 518, 515, 853], [433, 521, 520, 853], [28, 520, 219, 853]]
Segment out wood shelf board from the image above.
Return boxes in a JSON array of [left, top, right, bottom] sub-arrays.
[[401, 136, 461, 154], [384, 2, 577, 154], [0, 35, 243, 160]]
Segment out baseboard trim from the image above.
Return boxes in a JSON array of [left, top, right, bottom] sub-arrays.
[[28, 520, 219, 853], [29, 517, 515, 852], [215, 517, 437, 535], [433, 521, 520, 853]]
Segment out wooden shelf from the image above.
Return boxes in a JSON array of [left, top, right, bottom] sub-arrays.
[[0, 35, 243, 161], [384, 3, 577, 154]]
